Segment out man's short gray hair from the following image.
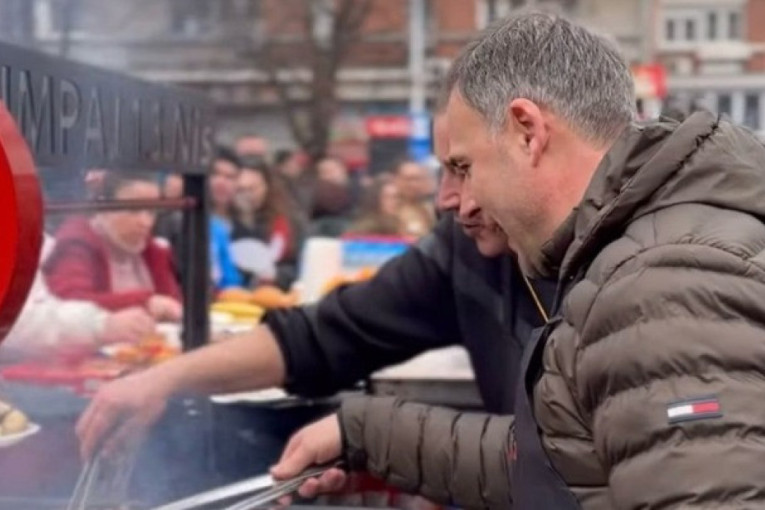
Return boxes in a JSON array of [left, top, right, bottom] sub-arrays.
[[448, 11, 635, 145]]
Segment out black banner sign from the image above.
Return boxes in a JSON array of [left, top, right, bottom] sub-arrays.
[[0, 41, 215, 174]]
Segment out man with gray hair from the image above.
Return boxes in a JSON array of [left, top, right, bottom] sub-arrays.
[[271, 11, 765, 509]]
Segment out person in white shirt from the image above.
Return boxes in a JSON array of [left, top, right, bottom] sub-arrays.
[[4, 236, 156, 356]]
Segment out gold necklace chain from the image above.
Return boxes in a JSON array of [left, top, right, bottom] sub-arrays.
[[522, 274, 550, 324]]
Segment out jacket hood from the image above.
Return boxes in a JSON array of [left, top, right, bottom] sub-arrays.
[[541, 111, 765, 278]]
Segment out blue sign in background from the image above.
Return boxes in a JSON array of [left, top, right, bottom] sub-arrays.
[[408, 111, 432, 163]]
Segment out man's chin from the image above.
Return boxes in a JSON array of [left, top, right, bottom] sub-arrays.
[[475, 246, 502, 258], [475, 237, 510, 258], [461, 224, 483, 239]]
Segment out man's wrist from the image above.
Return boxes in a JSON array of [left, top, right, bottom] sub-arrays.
[[147, 361, 186, 398]]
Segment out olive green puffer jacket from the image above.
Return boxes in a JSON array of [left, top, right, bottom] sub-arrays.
[[339, 112, 765, 509]]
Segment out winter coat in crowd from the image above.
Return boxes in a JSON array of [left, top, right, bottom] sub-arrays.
[[44, 216, 180, 311]]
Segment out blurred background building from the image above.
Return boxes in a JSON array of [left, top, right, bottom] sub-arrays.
[[0, 0, 762, 161], [656, 0, 765, 132]]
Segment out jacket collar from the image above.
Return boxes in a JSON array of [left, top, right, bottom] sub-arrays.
[[539, 111, 722, 280]]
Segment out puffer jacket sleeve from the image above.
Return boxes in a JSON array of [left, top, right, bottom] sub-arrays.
[[340, 396, 513, 510], [576, 243, 765, 508]]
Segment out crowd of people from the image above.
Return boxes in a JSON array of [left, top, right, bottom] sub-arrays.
[[3, 134, 439, 359], [160, 140, 438, 292]]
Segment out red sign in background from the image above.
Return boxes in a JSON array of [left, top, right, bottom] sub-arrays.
[[633, 63, 668, 100], [365, 115, 412, 139], [0, 103, 43, 343]]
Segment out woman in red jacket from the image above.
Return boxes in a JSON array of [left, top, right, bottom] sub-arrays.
[[44, 171, 182, 322]]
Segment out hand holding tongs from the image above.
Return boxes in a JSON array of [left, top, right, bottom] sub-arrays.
[[152, 460, 345, 510], [221, 460, 345, 510]]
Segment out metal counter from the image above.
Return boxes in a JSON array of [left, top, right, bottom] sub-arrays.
[[368, 346, 482, 409]]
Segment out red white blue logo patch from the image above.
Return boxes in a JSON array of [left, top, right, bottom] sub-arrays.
[[667, 396, 722, 424]]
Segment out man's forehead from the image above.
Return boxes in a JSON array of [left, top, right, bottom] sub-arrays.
[[444, 93, 483, 157], [438, 94, 485, 166], [445, 133, 471, 166], [445, 89, 474, 119]]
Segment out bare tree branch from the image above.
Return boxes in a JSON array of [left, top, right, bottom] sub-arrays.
[[253, 0, 375, 162]]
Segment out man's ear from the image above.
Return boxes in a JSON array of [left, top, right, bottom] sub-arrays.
[[508, 99, 550, 167]]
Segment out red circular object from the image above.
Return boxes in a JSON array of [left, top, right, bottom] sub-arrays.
[[0, 103, 43, 343]]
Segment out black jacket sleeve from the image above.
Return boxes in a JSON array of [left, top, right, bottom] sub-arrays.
[[264, 217, 463, 397]]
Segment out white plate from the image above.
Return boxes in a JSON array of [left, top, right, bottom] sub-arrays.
[[99, 323, 182, 358], [211, 388, 292, 405], [0, 422, 41, 448], [99, 344, 121, 358], [210, 311, 235, 326], [156, 322, 182, 349]]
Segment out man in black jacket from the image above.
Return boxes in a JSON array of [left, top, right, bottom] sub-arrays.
[[76, 114, 556, 459]]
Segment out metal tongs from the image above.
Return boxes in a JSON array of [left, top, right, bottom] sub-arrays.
[[222, 461, 345, 510], [67, 457, 101, 510], [152, 460, 345, 510], [67, 446, 138, 510]]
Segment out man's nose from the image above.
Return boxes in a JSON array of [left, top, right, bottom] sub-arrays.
[[436, 174, 461, 212], [458, 196, 480, 221]]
